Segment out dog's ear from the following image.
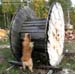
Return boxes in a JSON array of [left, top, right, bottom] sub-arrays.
[[27, 33, 31, 40], [23, 33, 31, 40]]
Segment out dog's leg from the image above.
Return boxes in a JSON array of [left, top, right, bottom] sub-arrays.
[[28, 59, 33, 72], [22, 62, 26, 70], [29, 65, 33, 72]]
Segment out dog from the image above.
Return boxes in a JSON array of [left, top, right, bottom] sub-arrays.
[[21, 33, 33, 72]]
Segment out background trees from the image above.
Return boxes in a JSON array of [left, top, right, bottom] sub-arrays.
[[31, 0, 75, 29], [0, 0, 75, 29], [70, 7, 75, 28], [31, 0, 48, 18], [1, 0, 21, 28]]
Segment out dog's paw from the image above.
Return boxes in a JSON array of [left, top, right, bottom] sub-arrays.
[[29, 67, 33, 72], [30, 42, 34, 48], [22, 62, 26, 70], [30, 69, 33, 73]]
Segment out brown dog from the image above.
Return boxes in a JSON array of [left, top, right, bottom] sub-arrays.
[[21, 33, 33, 72]]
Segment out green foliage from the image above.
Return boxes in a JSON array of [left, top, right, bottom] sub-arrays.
[[31, 0, 72, 21], [1, 0, 21, 29], [70, 7, 75, 29], [2, 0, 21, 14], [0, 5, 2, 14], [0, 0, 75, 30], [49, 0, 72, 11], [32, 0, 48, 18]]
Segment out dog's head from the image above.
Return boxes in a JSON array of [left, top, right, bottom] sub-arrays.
[[24, 33, 31, 40]]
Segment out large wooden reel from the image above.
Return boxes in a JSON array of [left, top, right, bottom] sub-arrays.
[[10, 2, 65, 67]]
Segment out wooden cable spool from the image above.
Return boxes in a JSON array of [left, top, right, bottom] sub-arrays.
[[9, 2, 65, 69]]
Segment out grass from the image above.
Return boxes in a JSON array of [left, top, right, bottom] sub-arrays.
[[59, 41, 75, 69], [0, 38, 9, 45], [59, 56, 75, 69], [0, 48, 17, 74], [0, 38, 19, 74], [0, 40, 75, 74], [64, 41, 75, 50]]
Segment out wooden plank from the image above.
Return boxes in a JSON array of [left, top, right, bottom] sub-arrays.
[[8, 61, 62, 71], [23, 18, 46, 24], [21, 29, 45, 33]]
